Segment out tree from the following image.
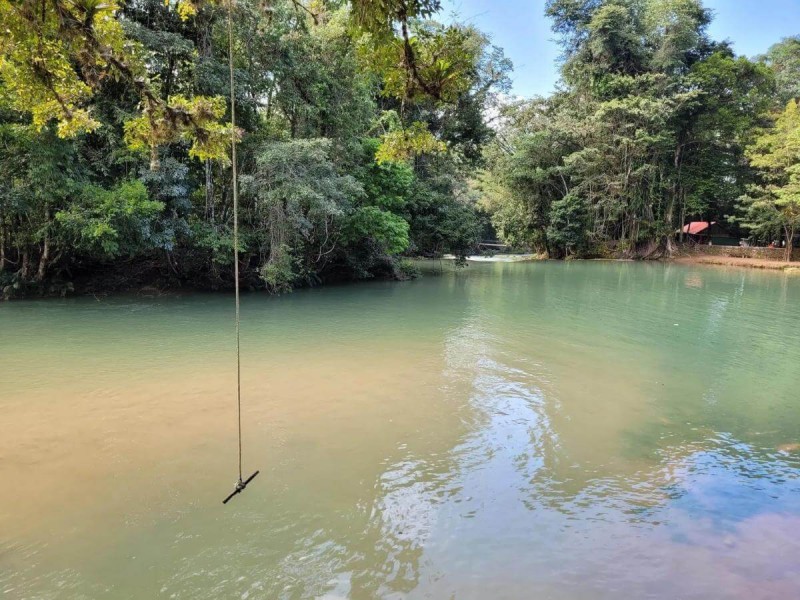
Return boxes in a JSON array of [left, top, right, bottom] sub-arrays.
[[760, 37, 800, 106], [345, 139, 412, 257], [739, 100, 800, 261], [677, 52, 774, 233], [251, 138, 363, 291], [482, 0, 774, 259], [0, 0, 234, 168], [547, 193, 589, 257], [0, 0, 505, 297]]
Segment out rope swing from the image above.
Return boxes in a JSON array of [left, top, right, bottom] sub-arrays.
[[222, 0, 258, 505]]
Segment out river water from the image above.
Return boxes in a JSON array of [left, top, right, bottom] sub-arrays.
[[2, 261, 800, 599]]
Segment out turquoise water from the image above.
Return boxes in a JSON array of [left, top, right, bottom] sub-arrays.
[[2, 261, 800, 599]]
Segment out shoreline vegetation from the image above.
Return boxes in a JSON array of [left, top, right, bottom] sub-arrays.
[[7, 253, 800, 299], [1, 1, 799, 299]]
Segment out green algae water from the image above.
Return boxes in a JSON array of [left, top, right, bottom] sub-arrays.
[[3, 261, 800, 599]]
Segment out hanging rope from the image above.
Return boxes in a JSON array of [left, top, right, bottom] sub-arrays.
[[223, 0, 258, 505], [228, 0, 242, 484]]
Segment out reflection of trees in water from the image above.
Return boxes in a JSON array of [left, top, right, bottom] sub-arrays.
[[254, 276, 480, 599], [268, 263, 800, 598], [340, 289, 488, 597], [480, 263, 800, 513]]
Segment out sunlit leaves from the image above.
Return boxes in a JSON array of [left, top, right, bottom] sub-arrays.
[[375, 121, 446, 163], [163, 0, 218, 21], [0, 0, 125, 135], [360, 21, 479, 104], [484, 0, 773, 256], [644, 0, 710, 72], [760, 36, 800, 106], [0, 0, 233, 163], [349, 0, 442, 36], [748, 100, 800, 174], [739, 100, 800, 247], [123, 95, 235, 164], [0, 0, 500, 294]]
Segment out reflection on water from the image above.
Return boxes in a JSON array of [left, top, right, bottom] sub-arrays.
[[2, 261, 800, 599]]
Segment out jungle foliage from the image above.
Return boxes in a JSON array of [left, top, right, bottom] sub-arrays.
[[0, 0, 509, 296], [479, 0, 800, 259], [3, 0, 799, 298]]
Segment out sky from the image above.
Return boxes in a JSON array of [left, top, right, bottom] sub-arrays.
[[443, 0, 800, 98]]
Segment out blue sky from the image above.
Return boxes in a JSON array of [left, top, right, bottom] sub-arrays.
[[443, 0, 800, 97]]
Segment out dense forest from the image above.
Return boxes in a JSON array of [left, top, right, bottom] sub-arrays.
[[0, 0, 799, 298], [0, 0, 509, 297], [480, 0, 800, 260]]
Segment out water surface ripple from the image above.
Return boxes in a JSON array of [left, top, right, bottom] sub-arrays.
[[2, 261, 800, 599]]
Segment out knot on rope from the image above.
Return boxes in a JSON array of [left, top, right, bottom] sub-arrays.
[[222, 471, 259, 504]]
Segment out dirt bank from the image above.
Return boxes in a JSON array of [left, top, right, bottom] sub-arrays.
[[674, 254, 800, 272]]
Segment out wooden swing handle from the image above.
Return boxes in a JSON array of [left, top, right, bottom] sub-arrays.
[[222, 470, 260, 504]]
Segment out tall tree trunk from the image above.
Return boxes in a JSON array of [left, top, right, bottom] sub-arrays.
[[0, 217, 5, 274], [269, 199, 286, 264], [150, 146, 160, 171], [661, 144, 683, 254], [36, 208, 51, 282], [785, 225, 794, 262], [20, 250, 30, 279]]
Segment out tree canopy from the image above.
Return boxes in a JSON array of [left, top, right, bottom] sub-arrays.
[[737, 100, 800, 260], [481, 0, 794, 259], [0, 0, 510, 296]]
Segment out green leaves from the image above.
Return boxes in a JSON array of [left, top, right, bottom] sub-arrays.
[[375, 121, 446, 163], [343, 206, 410, 255], [357, 139, 414, 210], [359, 21, 479, 105], [0, 0, 499, 294], [760, 36, 800, 106], [483, 0, 782, 257], [747, 101, 800, 174], [55, 180, 164, 258], [349, 0, 442, 37], [251, 138, 363, 288], [739, 100, 800, 250], [123, 95, 235, 164], [645, 0, 710, 72], [547, 193, 589, 257], [0, 0, 233, 163]]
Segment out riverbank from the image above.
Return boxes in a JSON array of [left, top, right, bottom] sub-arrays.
[[453, 246, 800, 273], [674, 254, 800, 272], [6, 249, 797, 300], [449, 251, 800, 272], [445, 253, 539, 262], [0, 253, 407, 300]]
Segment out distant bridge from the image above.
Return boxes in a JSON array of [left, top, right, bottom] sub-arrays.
[[477, 240, 511, 252]]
